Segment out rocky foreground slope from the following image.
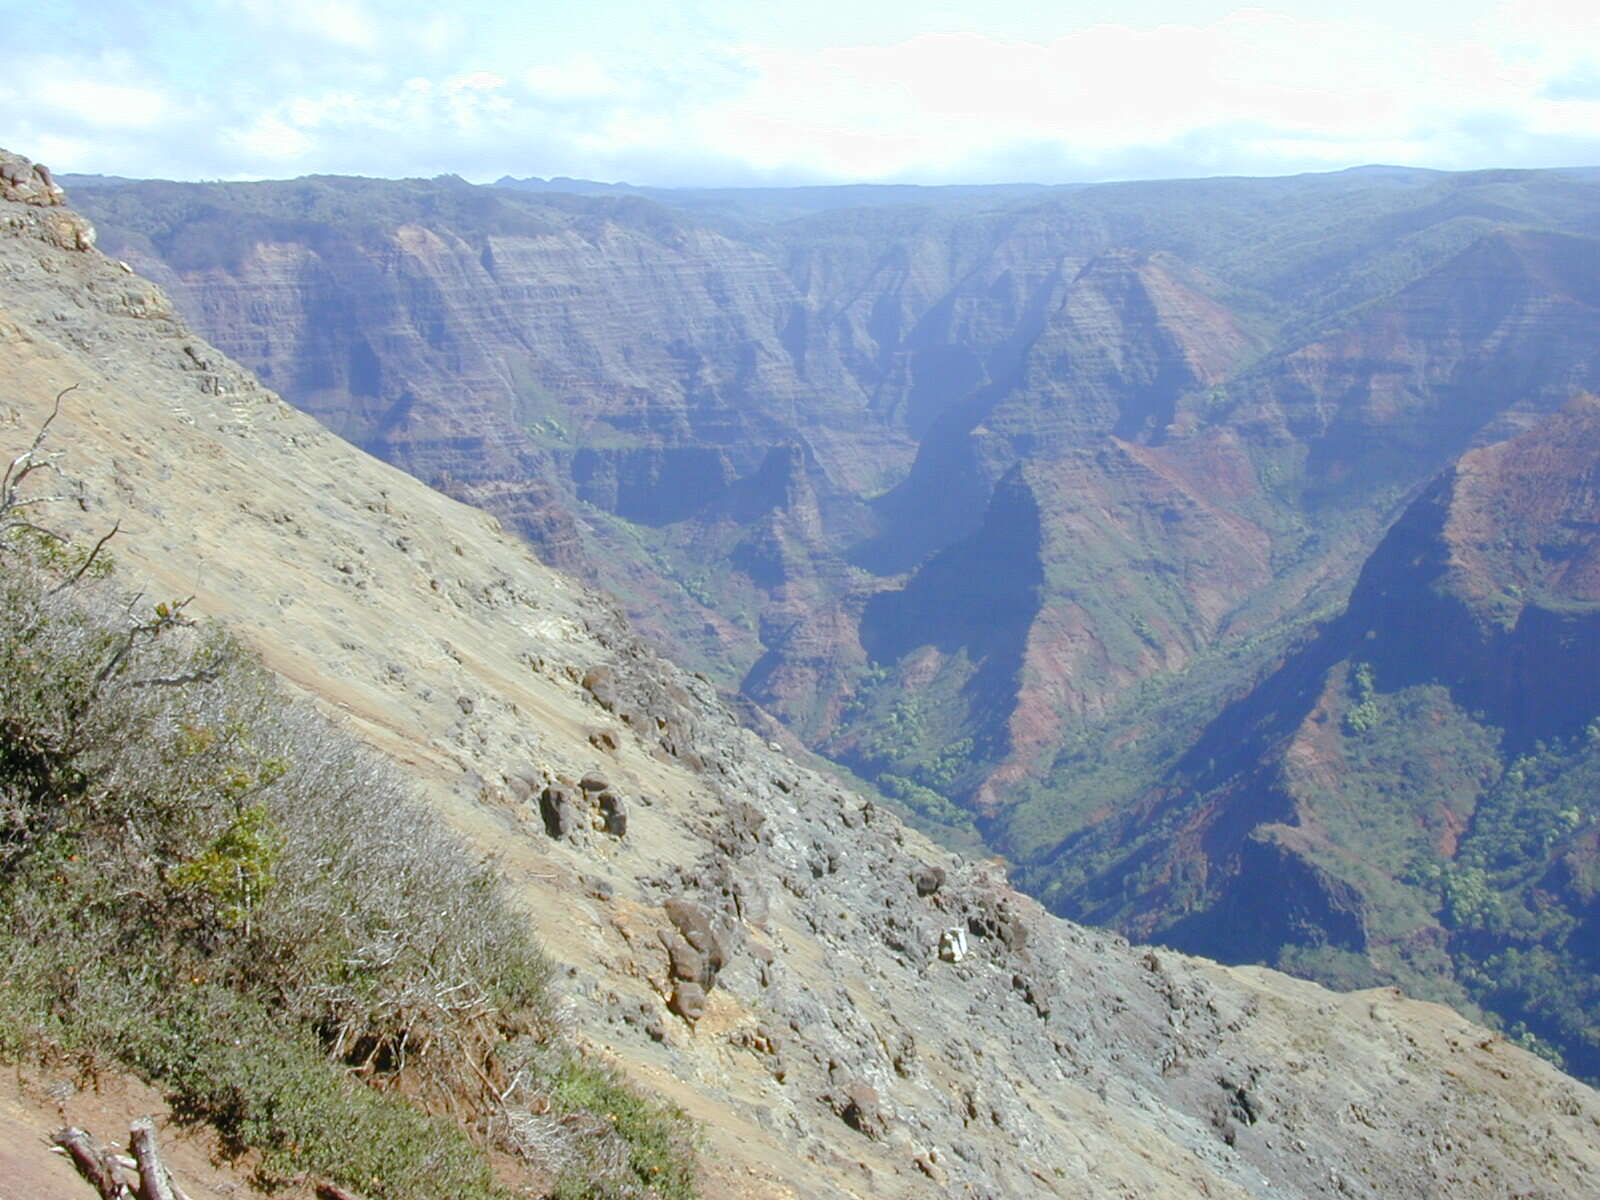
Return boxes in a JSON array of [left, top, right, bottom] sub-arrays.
[[7, 154, 1600, 1198]]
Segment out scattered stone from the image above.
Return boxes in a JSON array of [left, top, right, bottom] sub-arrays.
[[587, 726, 619, 752], [713, 800, 766, 857], [664, 898, 726, 982], [581, 665, 619, 711], [912, 865, 945, 897], [730, 878, 770, 927], [661, 930, 706, 985], [539, 785, 574, 839], [669, 981, 707, 1022], [939, 927, 969, 963], [834, 1081, 886, 1139], [599, 791, 628, 837], [891, 1032, 917, 1077], [914, 1152, 947, 1184], [1221, 1075, 1263, 1126], [579, 773, 610, 793], [999, 918, 1028, 953], [1011, 972, 1053, 1019]]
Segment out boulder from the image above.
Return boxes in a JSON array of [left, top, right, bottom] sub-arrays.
[[599, 791, 627, 837], [835, 1081, 887, 1139], [664, 898, 725, 981], [668, 980, 707, 1022], [539, 786, 574, 839], [660, 930, 705, 984], [581, 665, 619, 712]]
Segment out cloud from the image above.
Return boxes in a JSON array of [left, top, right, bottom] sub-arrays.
[[12, 1, 1600, 186], [523, 56, 624, 101], [230, 112, 314, 161], [34, 77, 173, 132], [231, 0, 381, 52], [687, 15, 1570, 181], [1543, 62, 1600, 101]]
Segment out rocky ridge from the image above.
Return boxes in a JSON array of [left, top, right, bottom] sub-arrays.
[[7, 158, 1600, 1197]]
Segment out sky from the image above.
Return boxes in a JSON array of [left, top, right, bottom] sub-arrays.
[[5, 0, 1599, 187]]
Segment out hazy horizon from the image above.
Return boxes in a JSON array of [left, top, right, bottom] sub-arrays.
[[10, 1, 1600, 188]]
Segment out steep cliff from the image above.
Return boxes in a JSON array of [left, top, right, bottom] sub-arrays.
[[71, 169, 1600, 819], [12, 156, 1600, 1197], [64, 165, 1600, 1086]]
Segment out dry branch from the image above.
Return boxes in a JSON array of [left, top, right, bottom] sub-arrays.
[[129, 1118, 189, 1200], [52, 1126, 131, 1199]]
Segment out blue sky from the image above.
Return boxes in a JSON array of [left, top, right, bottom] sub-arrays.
[[5, 0, 1599, 185]]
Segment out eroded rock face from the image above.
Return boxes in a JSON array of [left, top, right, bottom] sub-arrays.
[[0, 152, 66, 207], [2, 152, 94, 254], [1033, 400, 1600, 1082], [538, 785, 574, 839], [69, 171, 1600, 839]]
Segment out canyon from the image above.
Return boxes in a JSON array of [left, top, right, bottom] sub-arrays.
[[61, 161, 1600, 1082]]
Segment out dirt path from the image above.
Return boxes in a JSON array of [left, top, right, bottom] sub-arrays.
[[0, 1065, 303, 1200]]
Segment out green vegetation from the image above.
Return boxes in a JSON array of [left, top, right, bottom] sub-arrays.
[[0, 437, 696, 1197], [1434, 726, 1600, 1081], [1342, 661, 1380, 734]]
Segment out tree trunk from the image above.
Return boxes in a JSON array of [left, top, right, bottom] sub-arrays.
[[128, 1118, 190, 1200], [52, 1127, 130, 1200]]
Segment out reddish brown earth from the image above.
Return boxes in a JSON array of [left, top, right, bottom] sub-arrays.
[[0, 1067, 291, 1200]]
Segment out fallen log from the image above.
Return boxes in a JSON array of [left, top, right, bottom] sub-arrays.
[[129, 1118, 192, 1200], [52, 1126, 130, 1199]]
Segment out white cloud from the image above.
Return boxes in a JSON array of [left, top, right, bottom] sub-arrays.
[[33, 77, 172, 131], [410, 13, 467, 55], [230, 112, 314, 161], [231, 0, 380, 52], [674, 10, 1599, 181], [446, 71, 507, 93], [523, 56, 624, 101], [14, 1, 1600, 185]]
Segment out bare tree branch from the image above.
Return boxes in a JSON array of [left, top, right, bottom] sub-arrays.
[[52, 1126, 132, 1199], [51, 521, 120, 594], [123, 669, 224, 690], [2, 385, 79, 552], [129, 1118, 191, 1200]]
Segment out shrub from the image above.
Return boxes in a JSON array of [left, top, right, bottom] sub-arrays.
[[0, 413, 698, 1197]]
